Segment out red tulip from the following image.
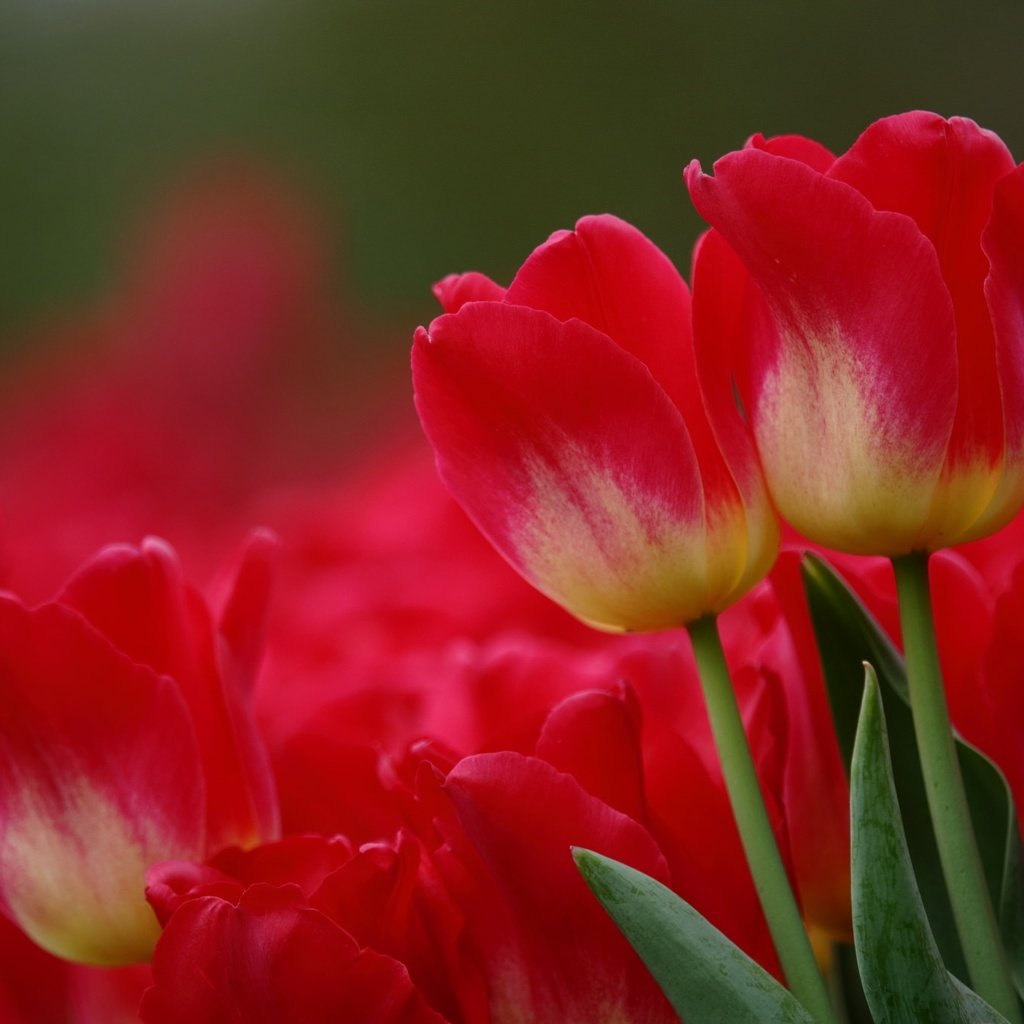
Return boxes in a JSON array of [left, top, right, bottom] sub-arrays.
[[0, 535, 279, 965], [686, 112, 1024, 554], [413, 214, 778, 631], [141, 884, 448, 1024]]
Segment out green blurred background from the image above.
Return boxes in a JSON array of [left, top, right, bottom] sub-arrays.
[[2, 0, 1023, 347]]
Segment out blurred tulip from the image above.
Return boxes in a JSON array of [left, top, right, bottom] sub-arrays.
[[0, 162, 363, 601], [0, 535, 279, 966], [140, 683, 781, 1023]]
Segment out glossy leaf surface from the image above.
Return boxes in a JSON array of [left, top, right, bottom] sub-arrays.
[[574, 848, 815, 1024], [851, 669, 1008, 1023]]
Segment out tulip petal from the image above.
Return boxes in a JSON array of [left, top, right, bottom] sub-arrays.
[[140, 885, 448, 1023], [147, 835, 355, 926], [312, 833, 484, 1024], [432, 272, 506, 313], [57, 539, 279, 852], [506, 214, 775, 613], [977, 163, 1024, 539], [0, 911, 75, 1021], [747, 132, 836, 171], [763, 556, 852, 941], [414, 302, 730, 630], [504, 214, 693, 412], [0, 598, 205, 965], [535, 687, 648, 823], [444, 752, 675, 1023], [216, 528, 279, 698], [830, 112, 1016, 541], [687, 150, 958, 554], [690, 228, 780, 597]]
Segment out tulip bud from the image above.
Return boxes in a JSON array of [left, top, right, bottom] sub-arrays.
[[413, 214, 778, 631], [686, 112, 1024, 555]]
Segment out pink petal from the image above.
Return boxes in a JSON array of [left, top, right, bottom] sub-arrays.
[[215, 528, 280, 698], [312, 833, 484, 1024]]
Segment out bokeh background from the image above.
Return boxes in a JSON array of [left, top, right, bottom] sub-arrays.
[[3, 0, 1024, 345]]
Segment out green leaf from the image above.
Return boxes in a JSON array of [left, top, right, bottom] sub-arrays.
[[573, 848, 815, 1024], [800, 554, 904, 768], [950, 974, 1016, 1023], [852, 666, 1009, 1024], [801, 552, 1017, 979]]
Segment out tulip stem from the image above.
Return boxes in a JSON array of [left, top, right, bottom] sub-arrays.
[[892, 552, 1022, 1023], [688, 615, 836, 1024]]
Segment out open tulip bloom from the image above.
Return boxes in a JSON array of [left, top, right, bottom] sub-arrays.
[[4, 111, 1024, 1024]]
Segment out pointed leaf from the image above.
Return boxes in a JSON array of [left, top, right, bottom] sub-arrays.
[[802, 552, 1017, 979], [852, 666, 1008, 1023], [573, 848, 815, 1024], [801, 553, 904, 769], [949, 974, 1015, 1023]]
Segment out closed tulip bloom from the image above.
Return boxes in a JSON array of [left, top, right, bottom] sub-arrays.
[[686, 112, 1024, 555], [412, 215, 778, 632]]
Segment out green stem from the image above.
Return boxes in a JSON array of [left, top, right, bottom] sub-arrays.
[[688, 615, 836, 1024], [892, 551, 1022, 1024]]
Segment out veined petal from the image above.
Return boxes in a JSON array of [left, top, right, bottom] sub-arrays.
[[0, 598, 205, 965], [687, 151, 959, 554], [414, 302, 730, 631]]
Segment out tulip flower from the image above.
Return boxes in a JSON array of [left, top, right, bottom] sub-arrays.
[[138, 686, 784, 1023], [414, 217, 843, 1022], [141, 885, 449, 1024], [412, 214, 778, 632], [0, 535, 279, 966], [685, 112, 1024, 556], [688, 113, 1024, 1020]]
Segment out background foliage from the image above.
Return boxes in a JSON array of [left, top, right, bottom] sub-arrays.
[[2, 0, 1023, 344]]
